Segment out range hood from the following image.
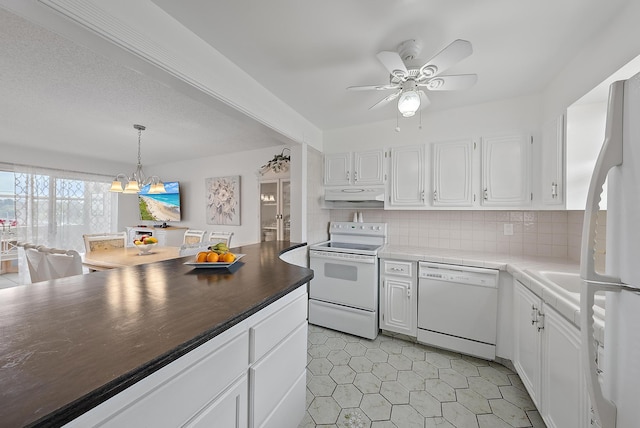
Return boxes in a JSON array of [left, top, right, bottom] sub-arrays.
[[324, 188, 385, 208]]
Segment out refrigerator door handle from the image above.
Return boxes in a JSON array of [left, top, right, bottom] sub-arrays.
[[580, 80, 624, 284], [581, 281, 619, 428]]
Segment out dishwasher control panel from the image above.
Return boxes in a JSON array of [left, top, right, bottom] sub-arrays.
[[418, 263, 499, 287]]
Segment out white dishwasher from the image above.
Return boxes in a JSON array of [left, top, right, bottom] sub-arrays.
[[418, 262, 499, 360]]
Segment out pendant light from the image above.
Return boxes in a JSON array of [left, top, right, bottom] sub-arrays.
[[110, 124, 166, 194]]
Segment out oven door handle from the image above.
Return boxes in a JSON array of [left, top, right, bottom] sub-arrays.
[[309, 251, 377, 264]]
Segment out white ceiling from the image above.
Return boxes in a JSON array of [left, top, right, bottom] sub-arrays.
[[0, 0, 634, 165]]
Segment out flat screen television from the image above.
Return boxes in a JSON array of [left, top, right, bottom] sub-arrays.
[[138, 181, 181, 222]]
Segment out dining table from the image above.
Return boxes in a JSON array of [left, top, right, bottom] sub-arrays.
[[82, 245, 183, 271]]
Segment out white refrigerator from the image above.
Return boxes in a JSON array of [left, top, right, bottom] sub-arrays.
[[581, 71, 640, 428]]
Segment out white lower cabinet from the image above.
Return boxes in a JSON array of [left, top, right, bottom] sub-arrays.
[[513, 280, 588, 428], [67, 287, 308, 428], [379, 259, 417, 337], [184, 375, 248, 428]]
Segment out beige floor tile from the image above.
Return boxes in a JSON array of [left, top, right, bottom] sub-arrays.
[[301, 326, 542, 428]]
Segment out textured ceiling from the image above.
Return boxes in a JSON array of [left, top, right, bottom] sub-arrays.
[[152, 0, 632, 129], [0, 0, 635, 165], [0, 7, 291, 166]]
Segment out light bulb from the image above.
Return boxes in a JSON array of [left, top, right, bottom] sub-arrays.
[[397, 91, 421, 117]]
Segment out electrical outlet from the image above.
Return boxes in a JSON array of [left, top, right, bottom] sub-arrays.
[[504, 224, 514, 236]]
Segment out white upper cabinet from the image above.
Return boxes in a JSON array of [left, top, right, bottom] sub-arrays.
[[541, 115, 565, 206], [387, 145, 426, 207], [432, 139, 475, 207], [481, 134, 532, 207], [324, 150, 384, 186]]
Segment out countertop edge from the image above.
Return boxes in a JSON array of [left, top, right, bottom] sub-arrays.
[[25, 242, 313, 428]]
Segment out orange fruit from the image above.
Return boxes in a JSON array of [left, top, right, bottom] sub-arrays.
[[220, 252, 236, 263], [196, 252, 209, 263], [206, 251, 220, 262]]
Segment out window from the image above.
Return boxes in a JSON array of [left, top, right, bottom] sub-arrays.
[[0, 166, 117, 252]]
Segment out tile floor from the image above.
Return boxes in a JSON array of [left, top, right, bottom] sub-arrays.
[[299, 325, 546, 428]]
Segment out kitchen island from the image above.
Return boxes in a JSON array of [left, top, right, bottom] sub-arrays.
[[0, 241, 312, 427]]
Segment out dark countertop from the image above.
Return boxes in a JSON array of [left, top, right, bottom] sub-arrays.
[[0, 241, 312, 427]]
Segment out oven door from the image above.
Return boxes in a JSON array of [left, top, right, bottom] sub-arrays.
[[309, 249, 378, 311]]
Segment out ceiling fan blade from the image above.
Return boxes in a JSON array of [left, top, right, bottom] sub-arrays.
[[419, 74, 478, 91], [347, 84, 400, 91], [418, 91, 431, 110], [419, 39, 473, 78], [376, 51, 408, 79], [369, 91, 401, 110]]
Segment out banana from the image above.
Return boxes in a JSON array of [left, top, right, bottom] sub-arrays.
[[209, 242, 229, 254]]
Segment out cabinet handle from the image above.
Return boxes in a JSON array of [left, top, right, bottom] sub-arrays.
[[531, 304, 538, 325], [346, 171, 350, 181], [433, 190, 438, 201], [536, 311, 545, 331], [421, 191, 425, 202], [354, 170, 358, 182], [407, 287, 411, 298], [483, 188, 489, 200], [551, 182, 558, 198]]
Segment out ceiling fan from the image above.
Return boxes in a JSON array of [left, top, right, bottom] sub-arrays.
[[348, 39, 478, 117]]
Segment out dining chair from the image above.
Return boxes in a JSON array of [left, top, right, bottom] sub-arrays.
[[179, 242, 213, 257], [208, 231, 233, 247], [25, 246, 51, 283], [83, 232, 127, 253], [44, 248, 83, 280], [183, 229, 207, 245]]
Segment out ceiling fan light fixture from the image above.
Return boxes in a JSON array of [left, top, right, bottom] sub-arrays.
[[398, 90, 420, 117]]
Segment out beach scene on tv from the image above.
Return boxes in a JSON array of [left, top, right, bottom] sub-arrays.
[[138, 181, 181, 222]]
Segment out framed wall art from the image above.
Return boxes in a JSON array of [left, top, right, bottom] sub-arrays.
[[206, 175, 240, 225]]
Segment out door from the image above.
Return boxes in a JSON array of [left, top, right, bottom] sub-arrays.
[[380, 277, 414, 336], [279, 179, 290, 241], [260, 180, 278, 242], [388, 145, 425, 207], [541, 305, 588, 428], [481, 134, 531, 206], [513, 281, 542, 407], [541, 115, 565, 205], [354, 149, 384, 185], [260, 179, 290, 242], [324, 152, 352, 185], [309, 251, 378, 310], [432, 139, 474, 206]]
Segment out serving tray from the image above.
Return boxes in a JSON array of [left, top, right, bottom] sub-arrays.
[[184, 254, 245, 268]]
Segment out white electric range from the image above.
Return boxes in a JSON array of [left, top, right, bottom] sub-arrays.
[[308, 222, 387, 339]]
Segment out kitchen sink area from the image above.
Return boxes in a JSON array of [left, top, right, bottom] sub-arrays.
[[525, 269, 606, 311]]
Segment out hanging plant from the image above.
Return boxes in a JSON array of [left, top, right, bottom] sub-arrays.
[[259, 148, 291, 175]]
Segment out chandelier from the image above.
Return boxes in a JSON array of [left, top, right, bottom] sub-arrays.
[[109, 124, 166, 194]]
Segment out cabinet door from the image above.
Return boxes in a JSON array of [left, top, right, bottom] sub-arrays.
[[482, 135, 531, 206], [354, 149, 384, 185], [380, 276, 415, 336], [279, 179, 290, 241], [324, 152, 352, 186], [388, 145, 426, 207], [541, 306, 588, 428], [184, 375, 248, 428], [541, 115, 565, 205], [513, 281, 542, 407], [432, 140, 474, 206]]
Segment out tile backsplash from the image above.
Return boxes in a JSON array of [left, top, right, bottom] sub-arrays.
[[329, 209, 598, 262]]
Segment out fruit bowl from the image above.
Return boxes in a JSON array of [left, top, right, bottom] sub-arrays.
[[135, 242, 157, 255]]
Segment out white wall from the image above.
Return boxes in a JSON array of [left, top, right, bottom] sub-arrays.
[[151, 144, 294, 246], [323, 94, 542, 153], [541, 0, 640, 123], [566, 102, 607, 210]]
